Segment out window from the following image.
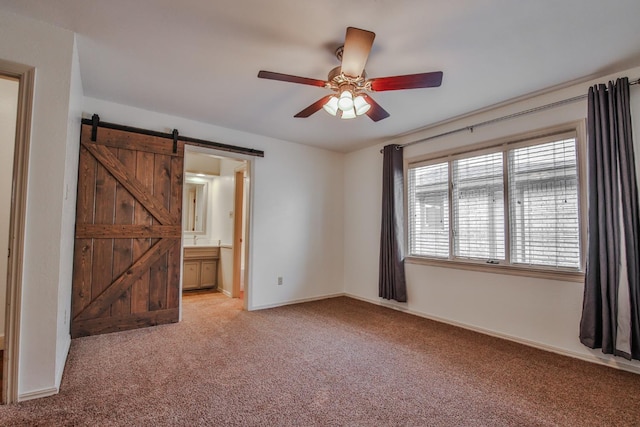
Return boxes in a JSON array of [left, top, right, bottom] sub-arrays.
[[408, 162, 449, 258], [453, 152, 504, 260], [408, 130, 582, 272], [508, 139, 579, 268]]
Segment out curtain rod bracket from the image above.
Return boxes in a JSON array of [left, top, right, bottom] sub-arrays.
[[91, 114, 100, 142], [172, 129, 179, 154]]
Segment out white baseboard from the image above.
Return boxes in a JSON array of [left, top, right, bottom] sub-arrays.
[[18, 386, 58, 402], [250, 292, 346, 311], [345, 293, 640, 376], [220, 289, 232, 298]]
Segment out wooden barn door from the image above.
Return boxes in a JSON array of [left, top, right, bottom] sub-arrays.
[[71, 122, 183, 338]]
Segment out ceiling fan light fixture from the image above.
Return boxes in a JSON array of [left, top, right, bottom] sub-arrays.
[[322, 96, 339, 116], [354, 95, 371, 115], [337, 90, 354, 111], [340, 108, 357, 119]]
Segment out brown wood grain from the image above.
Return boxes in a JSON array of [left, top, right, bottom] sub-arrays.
[[75, 238, 176, 321], [167, 155, 183, 310], [75, 145, 97, 224], [76, 224, 181, 239], [92, 158, 116, 318], [71, 308, 179, 338], [131, 150, 154, 314], [81, 125, 180, 157], [111, 148, 135, 317], [149, 153, 171, 311], [71, 146, 97, 318], [72, 123, 183, 336], [81, 141, 176, 225], [72, 239, 93, 319]]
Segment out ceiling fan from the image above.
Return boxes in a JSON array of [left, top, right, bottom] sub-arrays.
[[258, 27, 443, 122]]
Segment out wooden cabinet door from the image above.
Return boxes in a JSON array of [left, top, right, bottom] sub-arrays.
[[183, 261, 200, 290], [71, 123, 183, 338], [201, 260, 218, 287]]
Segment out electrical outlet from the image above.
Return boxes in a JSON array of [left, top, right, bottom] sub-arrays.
[[277, 276, 283, 286]]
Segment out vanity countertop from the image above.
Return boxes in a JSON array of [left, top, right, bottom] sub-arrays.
[[183, 245, 220, 259]]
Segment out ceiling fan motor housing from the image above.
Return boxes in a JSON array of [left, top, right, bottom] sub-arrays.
[[328, 66, 368, 93]]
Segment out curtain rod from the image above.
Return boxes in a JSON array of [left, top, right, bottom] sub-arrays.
[[381, 77, 640, 153]]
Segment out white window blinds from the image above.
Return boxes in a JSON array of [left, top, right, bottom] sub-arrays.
[[453, 152, 505, 260], [508, 138, 580, 268], [407, 131, 581, 272], [408, 162, 449, 258]]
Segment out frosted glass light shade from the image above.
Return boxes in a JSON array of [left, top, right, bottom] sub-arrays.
[[341, 108, 356, 119], [323, 96, 339, 116], [354, 95, 371, 115], [337, 90, 354, 111]]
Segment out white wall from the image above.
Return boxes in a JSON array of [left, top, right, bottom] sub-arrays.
[[213, 174, 235, 246], [219, 158, 244, 246], [83, 96, 345, 311], [0, 77, 18, 341], [0, 10, 79, 399], [344, 65, 640, 373], [56, 35, 83, 388]]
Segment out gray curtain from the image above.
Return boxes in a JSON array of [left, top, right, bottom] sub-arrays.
[[379, 144, 407, 302], [580, 77, 640, 361]]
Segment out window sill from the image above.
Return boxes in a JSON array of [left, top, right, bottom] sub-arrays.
[[405, 256, 585, 283]]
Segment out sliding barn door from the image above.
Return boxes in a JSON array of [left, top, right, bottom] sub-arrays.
[[71, 123, 183, 338]]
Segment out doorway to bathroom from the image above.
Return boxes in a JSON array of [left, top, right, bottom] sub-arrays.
[[182, 145, 251, 308]]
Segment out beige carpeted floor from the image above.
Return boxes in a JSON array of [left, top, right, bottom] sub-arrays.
[[0, 292, 639, 426]]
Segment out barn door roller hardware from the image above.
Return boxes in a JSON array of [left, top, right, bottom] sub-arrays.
[[81, 114, 265, 157], [91, 114, 100, 142], [172, 129, 179, 154]]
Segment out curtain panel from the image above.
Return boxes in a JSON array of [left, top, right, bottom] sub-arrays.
[[379, 144, 407, 302], [580, 77, 640, 361]]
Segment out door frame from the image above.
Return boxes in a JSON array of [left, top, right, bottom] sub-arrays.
[[0, 60, 35, 404], [232, 165, 246, 299], [182, 145, 254, 311]]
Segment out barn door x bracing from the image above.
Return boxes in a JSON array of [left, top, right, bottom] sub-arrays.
[[71, 122, 183, 338]]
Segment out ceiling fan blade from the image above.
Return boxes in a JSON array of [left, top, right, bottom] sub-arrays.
[[340, 27, 375, 78], [370, 71, 443, 91], [364, 95, 390, 122], [294, 95, 334, 118], [258, 70, 327, 88]]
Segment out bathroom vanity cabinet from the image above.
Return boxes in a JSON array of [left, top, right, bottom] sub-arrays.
[[183, 246, 219, 290]]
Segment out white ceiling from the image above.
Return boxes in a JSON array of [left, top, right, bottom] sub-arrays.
[[2, 0, 640, 152]]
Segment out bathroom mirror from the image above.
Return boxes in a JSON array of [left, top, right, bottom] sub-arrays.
[[183, 174, 208, 233]]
